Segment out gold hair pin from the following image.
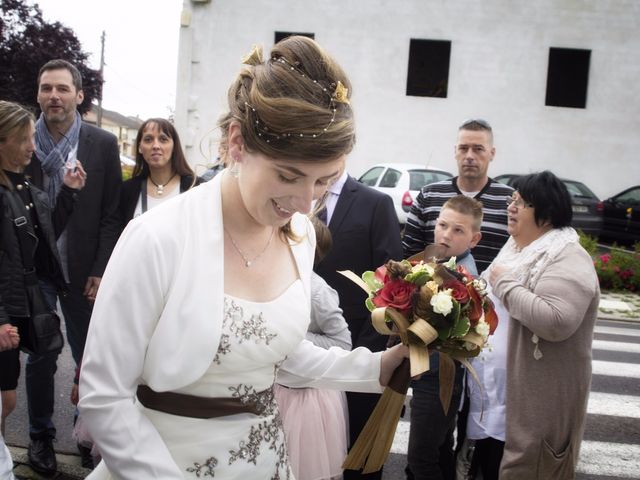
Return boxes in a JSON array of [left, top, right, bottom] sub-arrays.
[[333, 81, 350, 105], [242, 44, 263, 66]]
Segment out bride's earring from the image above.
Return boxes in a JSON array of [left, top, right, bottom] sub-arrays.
[[229, 156, 240, 178]]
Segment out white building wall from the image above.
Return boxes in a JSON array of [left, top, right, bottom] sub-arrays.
[[175, 0, 640, 199]]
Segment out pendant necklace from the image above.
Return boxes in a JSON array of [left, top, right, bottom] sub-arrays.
[[225, 226, 275, 267], [149, 173, 177, 195]]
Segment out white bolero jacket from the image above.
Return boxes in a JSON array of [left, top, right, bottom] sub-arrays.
[[78, 173, 382, 479]]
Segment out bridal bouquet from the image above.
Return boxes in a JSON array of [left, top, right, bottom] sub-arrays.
[[340, 253, 498, 473], [368, 257, 497, 364]]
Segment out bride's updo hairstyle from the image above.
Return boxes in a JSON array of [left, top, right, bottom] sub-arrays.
[[218, 35, 355, 162]]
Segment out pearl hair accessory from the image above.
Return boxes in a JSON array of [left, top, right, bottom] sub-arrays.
[[240, 47, 350, 143], [244, 101, 336, 143]]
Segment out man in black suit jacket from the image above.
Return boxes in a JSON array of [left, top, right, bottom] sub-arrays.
[[314, 171, 403, 479], [23, 59, 121, 475]]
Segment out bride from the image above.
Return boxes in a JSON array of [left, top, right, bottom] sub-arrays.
[[78, 36, 407, 479]]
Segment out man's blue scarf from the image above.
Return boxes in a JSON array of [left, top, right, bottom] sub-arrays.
[[34, 111, 82, 205]]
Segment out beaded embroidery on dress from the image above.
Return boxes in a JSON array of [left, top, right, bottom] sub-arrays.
[[88, 279, 308, 480]]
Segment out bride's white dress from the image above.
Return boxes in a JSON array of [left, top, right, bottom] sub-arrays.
[[90, 280, 307, 479]]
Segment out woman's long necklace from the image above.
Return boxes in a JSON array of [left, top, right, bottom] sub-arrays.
[[224, 226, 275, 267], [148, 172, 177, 195]]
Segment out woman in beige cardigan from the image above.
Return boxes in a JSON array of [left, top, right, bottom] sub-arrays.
[[487, 171, 599, 480]]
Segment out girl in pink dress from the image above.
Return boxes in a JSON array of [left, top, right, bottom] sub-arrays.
[[275, 218, 351, 480], [275, 219, 351, 480]]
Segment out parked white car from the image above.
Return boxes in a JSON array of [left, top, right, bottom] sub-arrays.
[[120, 154, 136, 167], [358, 163, 453, 224]]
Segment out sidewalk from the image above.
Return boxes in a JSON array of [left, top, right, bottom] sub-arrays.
[[6, 290, 639, 479], [7, 445, 91, 480], [598, 290, 640, 322]]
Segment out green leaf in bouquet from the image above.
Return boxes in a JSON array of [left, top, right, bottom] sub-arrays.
[[448, 300, 461, 324], [365, 296, 376, 312], [451, 316, 470, 338], [444, 256, 457, 270], [362, 271, 383, 292], [404, 261, 435, 286], [404, 269, 431, 286], [438, 326, 452, 341]]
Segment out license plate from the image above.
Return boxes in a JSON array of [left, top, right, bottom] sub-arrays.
[[572, 206, 588, 213]]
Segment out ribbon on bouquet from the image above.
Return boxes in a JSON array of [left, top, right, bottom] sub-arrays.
[[338, 270, 444, 474]]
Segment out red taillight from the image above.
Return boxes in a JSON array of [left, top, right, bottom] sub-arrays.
[[402, 191, 413, 207], [596, 201, 604, 213]]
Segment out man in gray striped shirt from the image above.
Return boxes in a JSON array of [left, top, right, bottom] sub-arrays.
[[402, 119, 513, 273], [402, 119, 513, 480]]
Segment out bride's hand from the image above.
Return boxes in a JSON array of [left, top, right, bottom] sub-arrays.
[[379, 343, 409, 386]]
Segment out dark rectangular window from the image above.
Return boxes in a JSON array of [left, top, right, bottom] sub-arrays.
[[275, 32, 315, 43], [406, 39, 451, 98], [545, 47, 591, 108]]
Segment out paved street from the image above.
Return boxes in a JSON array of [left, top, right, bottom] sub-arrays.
[[5, 316, 78, 454], [383, 318, 640, 479], [5, 317, 639, 479]]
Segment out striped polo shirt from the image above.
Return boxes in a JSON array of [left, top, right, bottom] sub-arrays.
[[402, 177, 514, 273]]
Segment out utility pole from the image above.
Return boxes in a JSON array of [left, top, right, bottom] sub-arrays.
[[97, 30, 105, 127]]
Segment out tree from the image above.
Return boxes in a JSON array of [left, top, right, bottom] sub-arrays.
[[0, 0, 101, 114]]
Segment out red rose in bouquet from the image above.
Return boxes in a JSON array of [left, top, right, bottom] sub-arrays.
[[372, 278, 417, 314], [443, 279, 470, 304]]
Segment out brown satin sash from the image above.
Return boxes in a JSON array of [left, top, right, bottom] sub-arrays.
[[136, 385, 263, 419]]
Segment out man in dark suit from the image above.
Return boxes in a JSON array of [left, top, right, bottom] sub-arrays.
[[314, 171, 403, 479], [23, 59, 122, 475]]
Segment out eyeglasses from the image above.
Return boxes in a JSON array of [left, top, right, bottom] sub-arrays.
[[459, 118, 492, 131], [506, 195, 533, 210]]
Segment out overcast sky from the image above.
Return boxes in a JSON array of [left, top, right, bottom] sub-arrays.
[[34, 0, 183, 120]]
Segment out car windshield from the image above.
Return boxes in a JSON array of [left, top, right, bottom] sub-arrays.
[[359, 166, 385, 186], [496, 175, 517, 186], [615, 187, 640, 205], [409, 170, 452, 191], [563, 181, 598, 200]]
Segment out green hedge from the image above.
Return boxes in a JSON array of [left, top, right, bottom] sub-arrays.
[[579, 231, 640, 292]]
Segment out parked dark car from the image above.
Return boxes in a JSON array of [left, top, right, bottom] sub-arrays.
[[494, 174, 603, 238], [600, 186, 640, 246]]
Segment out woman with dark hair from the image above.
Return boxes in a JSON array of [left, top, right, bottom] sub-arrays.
[[475, 170, 599, 479], [78, 37, 407, 479], [119, 118, 200, 226]]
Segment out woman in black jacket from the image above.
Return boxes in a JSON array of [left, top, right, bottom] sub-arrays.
[[119, 118, 200, 228], [0, 101, 85, 445]]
